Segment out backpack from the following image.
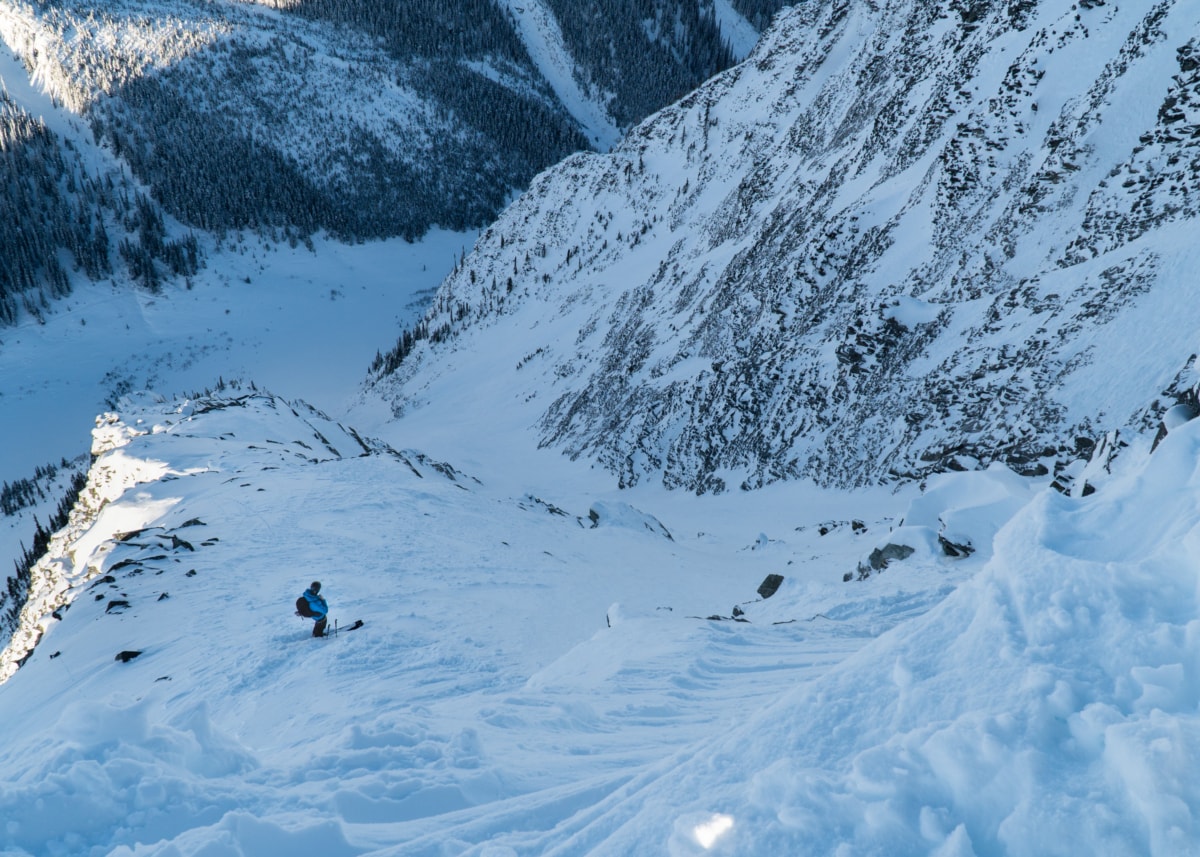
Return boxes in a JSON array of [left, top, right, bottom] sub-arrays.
[[295, 595, 315, 617]]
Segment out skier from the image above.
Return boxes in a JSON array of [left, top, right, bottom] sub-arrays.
[[299, 581, 329, 637]]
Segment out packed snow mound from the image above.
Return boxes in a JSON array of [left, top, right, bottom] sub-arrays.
[[587, 499, 674, 540], [370, 0, 1200, 493]]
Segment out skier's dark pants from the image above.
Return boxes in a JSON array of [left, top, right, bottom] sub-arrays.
[[313, 617, 327, 638]]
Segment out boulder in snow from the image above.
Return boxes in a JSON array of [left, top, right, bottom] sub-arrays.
[[756, 574, 785, 599]]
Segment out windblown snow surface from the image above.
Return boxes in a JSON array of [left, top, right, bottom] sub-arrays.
[[1, 388, 1198, 855]]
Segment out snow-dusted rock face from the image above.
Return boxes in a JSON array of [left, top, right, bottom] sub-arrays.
[[372, 0, 1200, 492]]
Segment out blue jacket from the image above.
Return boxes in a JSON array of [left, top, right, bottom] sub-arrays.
[[303, 588, 328, 620]]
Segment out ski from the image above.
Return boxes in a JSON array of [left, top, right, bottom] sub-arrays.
[[302, 619, 363, 639], [331, 619, 364, 636]]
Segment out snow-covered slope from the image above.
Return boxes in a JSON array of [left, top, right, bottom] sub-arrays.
[[2, 348, 1198, 855], [7, 0, 1200, 853], [370, 0, 1200, 493], [0, 389, 900, 853], [552, 415, 1200, 855]]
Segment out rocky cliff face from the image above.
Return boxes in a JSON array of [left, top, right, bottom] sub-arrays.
[[371, 0, 1200, 492]]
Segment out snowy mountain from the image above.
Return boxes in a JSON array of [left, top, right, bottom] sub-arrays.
[[370, 0, 1200, 494], [6, 0, 1200, 854], [0, 0, 762, 625], [0, 0, 759, 479]]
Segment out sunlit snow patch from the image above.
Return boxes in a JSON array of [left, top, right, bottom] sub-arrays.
[[671, 811, 735, 853], [694, 812, 734, 848], [882, 295, 943, 328]]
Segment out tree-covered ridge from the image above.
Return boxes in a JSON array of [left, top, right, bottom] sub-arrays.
[[0, 457, 87, 648], [290, 0, 533, 65], [6, 0, 753, 250], [88, 31, 588, 242], [38, 0, 586, 243], [0, 92, 98, 323]]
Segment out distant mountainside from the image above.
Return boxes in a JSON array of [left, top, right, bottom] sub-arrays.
[[370, 0, 1200, 492], [0, 0, 747, 253]]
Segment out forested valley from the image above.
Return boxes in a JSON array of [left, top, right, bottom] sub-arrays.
[[1, 0, 770, 325]]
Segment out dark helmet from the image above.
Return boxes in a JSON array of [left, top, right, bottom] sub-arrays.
[[310, 581, 321, 593]]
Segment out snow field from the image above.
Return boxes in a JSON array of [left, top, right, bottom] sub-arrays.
[[20, 389, 1200, 854], [1, 390, 1014, 856], [0, 226, 474, 482], [624, 428, 1200, 857]]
